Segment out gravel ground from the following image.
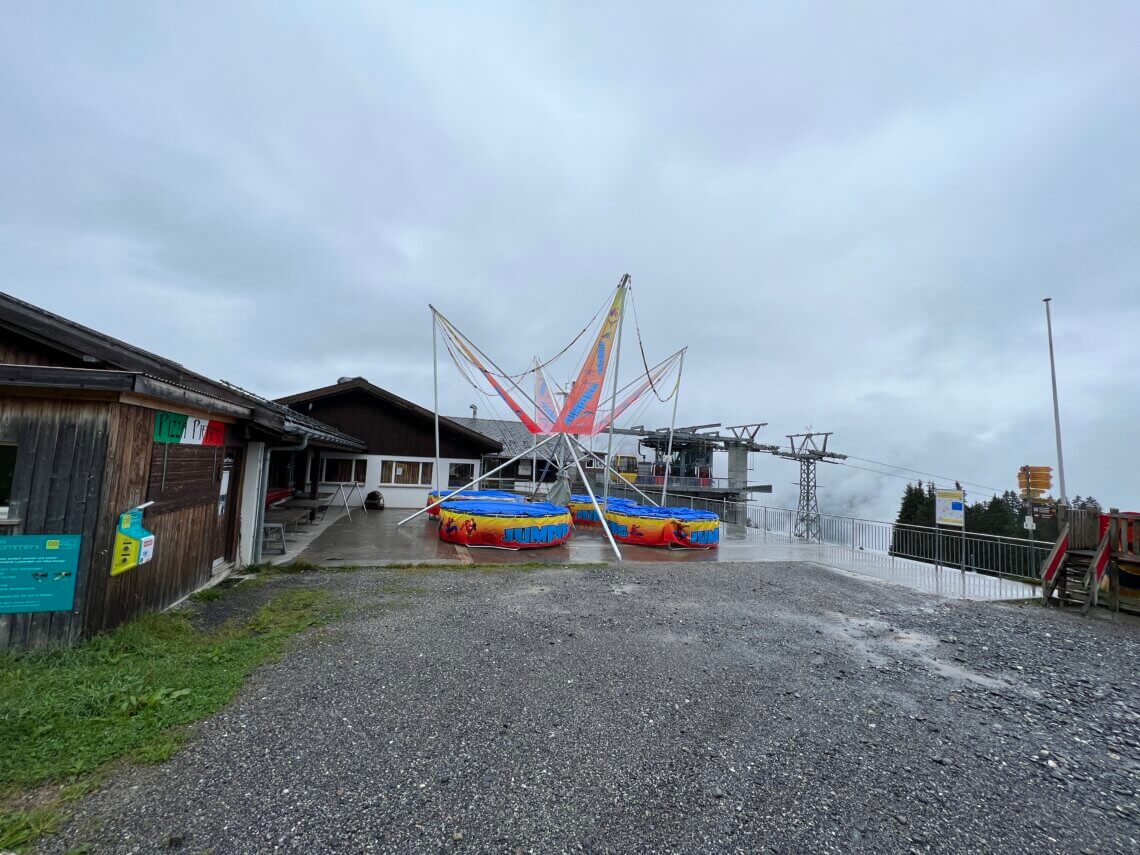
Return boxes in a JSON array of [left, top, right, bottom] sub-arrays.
[[38, 562, 1140, 854]]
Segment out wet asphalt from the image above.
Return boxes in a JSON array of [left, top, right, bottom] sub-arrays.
[[39, 562, 1140, 854]]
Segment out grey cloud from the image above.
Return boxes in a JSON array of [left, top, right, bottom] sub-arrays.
[[2, 2, 1138, 520]]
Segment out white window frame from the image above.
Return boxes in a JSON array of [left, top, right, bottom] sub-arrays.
[[322, 457, 368, 484], [379, 459, 434, 487]]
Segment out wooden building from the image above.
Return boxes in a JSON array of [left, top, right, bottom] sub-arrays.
[[0, 293, 363, 650], [277, 378, 501, 508]]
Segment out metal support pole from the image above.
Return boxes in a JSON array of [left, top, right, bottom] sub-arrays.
[[564, 435, 623, 561], [570, 437, 660, 506], [432, 310, 441, 494], [960, 488, 967, 575], [531, 358, 539, 493], [933, 482, 941, 573], [1043, 298, 1068, 505], [660, 349, 685, 506], [397, 434, 559, 525], [602, 280, 628, 511]]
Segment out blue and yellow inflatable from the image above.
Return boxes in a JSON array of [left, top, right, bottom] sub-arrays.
[[567, 494, 633, 527], [603, 504, 720, 549], [439, 500, 572, 549], [426, 489, 523, 518]]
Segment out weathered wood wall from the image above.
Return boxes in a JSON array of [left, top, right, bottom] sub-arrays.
[[1, 399, 248, 648], [1066, 508, 1102, 550], [0, 327, 89, 367], [295, 388, 495, 458], [82, 404, 244, 636], [0, 396, 111, 648]]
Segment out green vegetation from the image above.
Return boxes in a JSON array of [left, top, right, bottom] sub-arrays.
[[243, 559, 362, 585], [0, 589, 341, 850], [0, 808, 59, 851]]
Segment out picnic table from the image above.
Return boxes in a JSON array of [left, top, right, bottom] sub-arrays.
[[264, 508, 312, 531], [282, 498, 334, 522]]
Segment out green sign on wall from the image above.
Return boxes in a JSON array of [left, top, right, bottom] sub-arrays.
[[153, 411, 225, 446], [0, 534, 82, 614]]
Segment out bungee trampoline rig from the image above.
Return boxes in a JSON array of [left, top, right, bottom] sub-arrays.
[[397, 274, 719, 557]]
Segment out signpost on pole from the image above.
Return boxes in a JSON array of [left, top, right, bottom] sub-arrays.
[[935, 488, 966, 574], [1018, 465, 1052, 559]]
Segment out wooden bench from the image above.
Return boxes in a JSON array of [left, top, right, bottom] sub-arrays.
[[261, 523, 287, 555]]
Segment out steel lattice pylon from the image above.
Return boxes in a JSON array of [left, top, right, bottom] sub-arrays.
[[794, 457, 822, 540], [778, 431, 845, 542]]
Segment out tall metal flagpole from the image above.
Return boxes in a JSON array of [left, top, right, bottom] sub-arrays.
[[432, 309, 441, 494], [660, 348, 686, 506], [602, 278, 628, 510], [564, 435, 623, 560], [1043, 298, 1068, 506]]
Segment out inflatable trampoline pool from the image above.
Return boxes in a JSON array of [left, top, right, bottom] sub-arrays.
[[567, 494, 633, 526], [425, 489, 523, 517], [603, 503, 720, 548], [439, 500, 572, 549]]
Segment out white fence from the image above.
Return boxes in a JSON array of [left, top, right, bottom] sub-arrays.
[[666, 495, 1048, 584]]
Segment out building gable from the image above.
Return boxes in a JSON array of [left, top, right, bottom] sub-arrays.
[[280, 380, 501, 458]]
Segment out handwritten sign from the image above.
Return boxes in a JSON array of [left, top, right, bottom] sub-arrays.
[[154, 411, 225, 446]]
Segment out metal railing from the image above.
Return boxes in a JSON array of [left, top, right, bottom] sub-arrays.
[[571, 473, 750, 491], [662, 494, 1049, 584]]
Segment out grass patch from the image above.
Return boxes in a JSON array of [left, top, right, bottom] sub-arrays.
[[0, 589, 342, 849], [243, 560, 363, 586], [189, 587, 225, 603], [0, 807, 59, 851]]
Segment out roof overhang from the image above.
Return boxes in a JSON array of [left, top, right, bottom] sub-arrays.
[[0, 365, 365, 451]]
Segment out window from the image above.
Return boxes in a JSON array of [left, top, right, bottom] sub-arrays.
[[323, 458, 367, 483], [449, 462, 474, 486], [380, 460, 433, 486], [0, 444, 16, 509]]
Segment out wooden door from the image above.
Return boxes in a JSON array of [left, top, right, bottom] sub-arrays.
[[212, 447, 241, 569]]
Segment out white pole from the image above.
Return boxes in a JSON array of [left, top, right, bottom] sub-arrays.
[[565, 435, 623, 560], [432, 310, 441, 494], [1043, 298, 1068, 505], [660, 349, 686, 506], [397, 433, 560, 525], [571, 437, 660, 506], [532, 358, 539, 494], [602, 278, 628, 509]]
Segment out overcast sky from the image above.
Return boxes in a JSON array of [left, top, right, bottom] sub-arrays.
[[2, 3, 1138, 518]]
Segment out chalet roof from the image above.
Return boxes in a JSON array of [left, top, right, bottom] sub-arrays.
[[278, 377, 502, 454], [0, 292, 363, 449], [446, 417, 558, 461]]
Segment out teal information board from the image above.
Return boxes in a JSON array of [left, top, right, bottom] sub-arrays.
[[0, 535, 82, 614]]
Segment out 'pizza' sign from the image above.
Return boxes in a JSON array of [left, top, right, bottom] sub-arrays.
[[154, 411, 225, 446]]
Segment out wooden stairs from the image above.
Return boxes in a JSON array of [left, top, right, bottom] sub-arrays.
[[1040, 511, 1138, 614]]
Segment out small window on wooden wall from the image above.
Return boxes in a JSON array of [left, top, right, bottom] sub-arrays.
[[323, 458, 367, 483], [0, 444, 16, 507]]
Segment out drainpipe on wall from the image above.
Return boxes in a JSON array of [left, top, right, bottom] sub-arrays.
[[252, 431, 310, 565]]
